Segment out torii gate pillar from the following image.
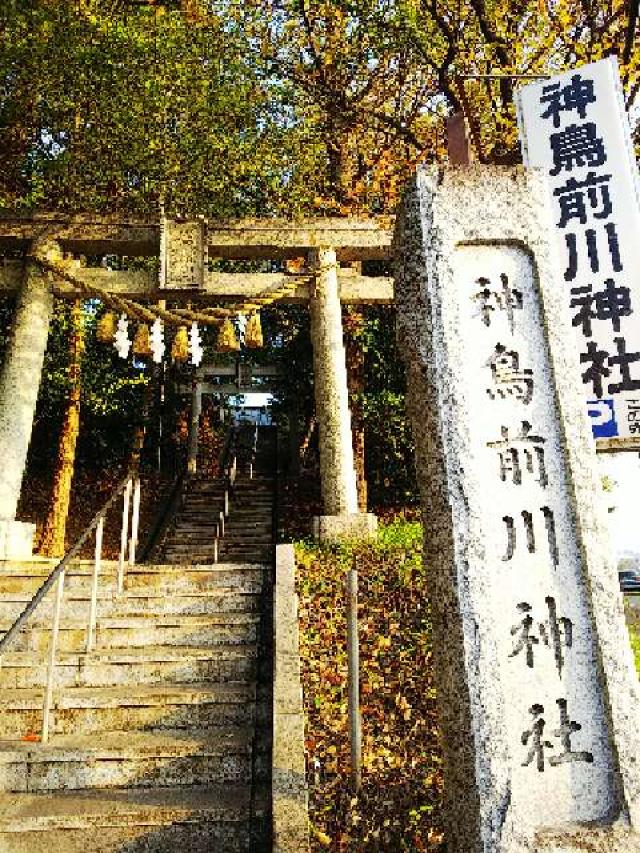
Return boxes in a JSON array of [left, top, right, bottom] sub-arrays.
[[309, 248, 377, 541], [0, 239, 58, 559]]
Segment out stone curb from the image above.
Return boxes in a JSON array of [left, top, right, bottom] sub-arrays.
[[272, 543, 309, 852]]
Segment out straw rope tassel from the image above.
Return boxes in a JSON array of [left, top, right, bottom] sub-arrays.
[[171, 326, 189, 361], [96, 311, 116, 343], [244, 313, 263, 349], [133, 323, 152, 357], [217, 318, 240, 352]]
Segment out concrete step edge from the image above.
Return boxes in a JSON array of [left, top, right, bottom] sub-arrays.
[[0, 726, 254, 762], [0, 784, 267, 832], [0, 681, 258, 710], [0, 613, 261, 630]]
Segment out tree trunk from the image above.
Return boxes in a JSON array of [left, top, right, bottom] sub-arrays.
[[344, 307, 368, 512], [128, 375, 156, 472], [40, 301, 84, 557]]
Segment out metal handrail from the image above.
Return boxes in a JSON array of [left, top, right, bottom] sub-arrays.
[[0, 470, 141, 742], [248, 423, 259, 480], [138, 465, 188, 564], [219, 424, 238, 477], [212, 425, 241, 562]]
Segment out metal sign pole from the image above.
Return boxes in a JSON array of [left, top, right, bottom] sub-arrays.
[[347, 566, 362, 792]]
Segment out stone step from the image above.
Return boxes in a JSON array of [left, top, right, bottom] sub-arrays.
[[176, 509, 273, 520], [230, 500, 274, 505], [228, 494, 274, 500], [161, 546, 269, 558], [0, 786, 261, 852], [134, 563, 267, 572], [164, 554, 271, 567], [0, 727, 254, 791], [0, 563, 265, 594], [169, 526, 271, 536], [177, 504, 224, 513], [179, 500, 274, 506], [222, 525, 273, 532], [220, 543, 273, 551], [0, 682, 257, 737], [165, 538, 271, 554], [0, 644, 259, 689], [0, 561, 119, 578], [0, 574, 119, 599], [186, 490, 272, 499], [0, 590, 261, 621], [178, 506, 272, 514], [123, 566, 265, 594], [227, 500, 274, 507], [0, 562, 263, 577], [221, 529, 273, 537], [174, 521, 273, 544], [0, 613, 260, 652], [220, 548, 272, 555], [217, 545, 273, 552], [179, 505, 271, 515], [172, 525, 271, 535], [164, 545, 224, 557], [0, 782, 259, 826], [219, 532, 273, 538]]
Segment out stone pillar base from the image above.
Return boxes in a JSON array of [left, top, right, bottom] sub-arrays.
[[312, 513, 377, 543], [0, 520, 36, 560]]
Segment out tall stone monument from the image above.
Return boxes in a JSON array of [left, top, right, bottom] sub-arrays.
[[395, 166, 640, 852]]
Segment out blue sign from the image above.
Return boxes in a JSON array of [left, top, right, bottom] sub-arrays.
[[587, 399, 619, 438]]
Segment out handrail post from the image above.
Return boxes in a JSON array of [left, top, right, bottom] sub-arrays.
[[213, 538, 218, 564], [117, 479, 132, 594], [42, 569, 66, 743], [224, 489, 229, 517], [219, 511, 225, 538], [129, 477, 141, 566], [86, 515, 104, 653]]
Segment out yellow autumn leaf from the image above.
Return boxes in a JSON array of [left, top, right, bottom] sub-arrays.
[[312, 826, 332, 846]]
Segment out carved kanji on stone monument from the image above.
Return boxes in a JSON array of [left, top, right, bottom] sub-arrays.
[[395, 167, 640, 853]]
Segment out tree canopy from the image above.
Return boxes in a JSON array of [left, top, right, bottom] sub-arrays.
[[2, 1, 637, 216], [1, 0, 638, 520]]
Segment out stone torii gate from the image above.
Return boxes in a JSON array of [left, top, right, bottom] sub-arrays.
[[0, 214, 393, 557], [179, 361, 283, 473]]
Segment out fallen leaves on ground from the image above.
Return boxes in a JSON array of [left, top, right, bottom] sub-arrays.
[[296, 519, 445, 851], [20, 468, 174, 560]]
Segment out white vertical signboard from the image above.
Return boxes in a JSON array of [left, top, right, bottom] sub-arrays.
[[516, 57, 640, 441]]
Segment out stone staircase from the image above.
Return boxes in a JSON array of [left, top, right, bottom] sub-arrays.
[[0, 429, 278, 851], [0, 430, 275, 853], [0, 559, 272, 851], [161, 427, 276, 566]]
